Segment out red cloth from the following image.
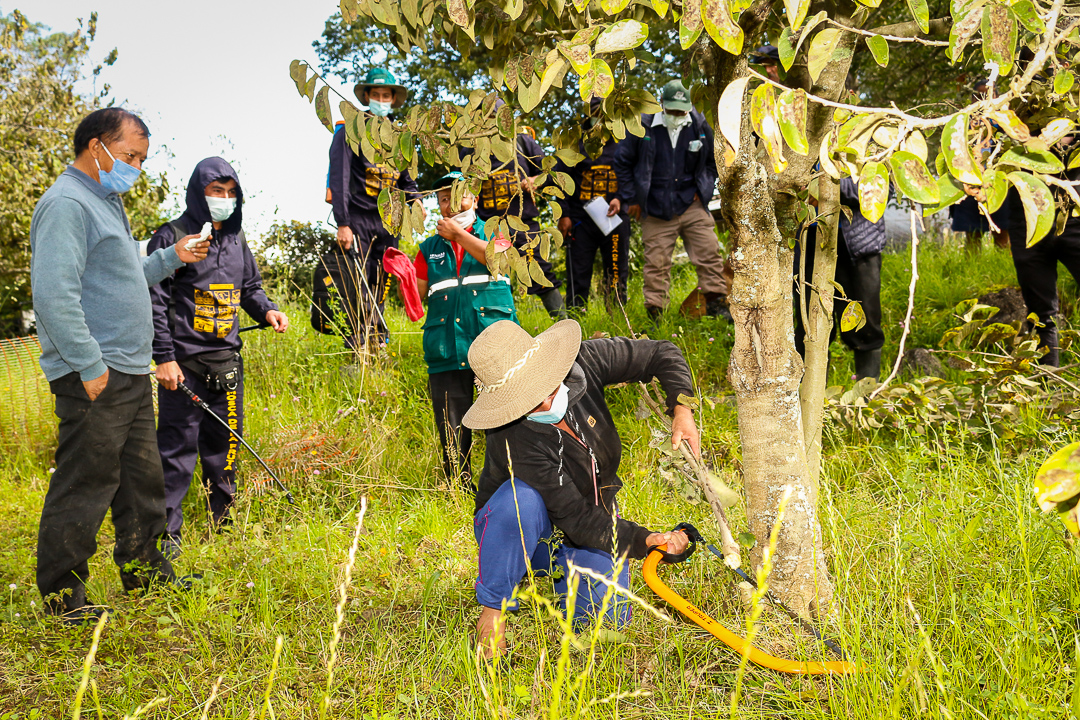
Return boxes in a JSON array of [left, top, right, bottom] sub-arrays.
[[382, 247, 424, 322], [413, 239, 466, 282]]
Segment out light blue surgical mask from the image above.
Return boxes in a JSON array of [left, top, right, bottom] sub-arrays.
[[95, 143, 142, 194], [528, 383, 569, 424], [368, 100, 392, 117], [206, 196, 237, 222]]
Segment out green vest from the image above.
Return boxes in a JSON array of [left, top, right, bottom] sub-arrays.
[[419, 219, 518, 374]]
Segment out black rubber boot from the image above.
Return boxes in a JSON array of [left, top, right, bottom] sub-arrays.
[[539, 287, 568, 320], [705, 294, 733, 322], [854, 349, 882, 381], [645, 306, 663, 322]]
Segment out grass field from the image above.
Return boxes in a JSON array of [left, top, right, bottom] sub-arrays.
[[0, 238, 1078, 719]]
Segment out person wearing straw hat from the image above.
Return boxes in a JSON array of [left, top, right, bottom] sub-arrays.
[[327, 67, 418, 350], [463, 319, 698, 658]]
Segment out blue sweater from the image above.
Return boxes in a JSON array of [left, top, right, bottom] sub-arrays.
[[30, 166, 184, 382]]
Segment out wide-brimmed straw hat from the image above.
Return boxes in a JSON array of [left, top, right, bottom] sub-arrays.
[[462, 320, 582, 430]]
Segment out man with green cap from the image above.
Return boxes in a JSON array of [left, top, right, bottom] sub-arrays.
[[327, 67, 419, 348], [614, 80, 730, 321]]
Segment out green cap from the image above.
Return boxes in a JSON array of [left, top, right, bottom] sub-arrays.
[[660, 80, 693, 112], [354, 67, 409, 108], [432, 171, 464, 191]]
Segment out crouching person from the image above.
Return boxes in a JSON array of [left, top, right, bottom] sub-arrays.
[[410, 172, 518, 489], [149, 158, 288, 557], [462, 319, 697, 658]]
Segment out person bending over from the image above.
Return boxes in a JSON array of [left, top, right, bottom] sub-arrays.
[[462, 319, 697, 658]]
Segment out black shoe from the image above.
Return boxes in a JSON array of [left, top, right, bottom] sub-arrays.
[[646, 306, 663, 322], [170, 574, 203, 591], [705, 295, 733, 322], [58, 604, 111, 627], [161, 534, 182, 561], [854, 349, 882, 381]]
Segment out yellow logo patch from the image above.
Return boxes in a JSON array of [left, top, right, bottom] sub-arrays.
[[587, 416, 596, 427]]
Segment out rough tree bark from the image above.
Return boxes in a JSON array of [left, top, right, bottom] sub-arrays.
[[702, 23, 856, 615]]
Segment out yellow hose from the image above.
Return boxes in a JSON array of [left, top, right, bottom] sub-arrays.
[[642, 548, 860, 675]]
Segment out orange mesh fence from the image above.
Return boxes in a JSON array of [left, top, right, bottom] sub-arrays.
[[0, 336, 54, 452]]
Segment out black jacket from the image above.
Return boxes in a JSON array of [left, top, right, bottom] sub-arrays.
[[328, 122, 419, 233], [553, 138, 628, 223], [474, 337, 695, 560], [614, 112, 717, 220]]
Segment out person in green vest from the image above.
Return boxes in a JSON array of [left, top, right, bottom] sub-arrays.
[[411, 172, 518, 489]]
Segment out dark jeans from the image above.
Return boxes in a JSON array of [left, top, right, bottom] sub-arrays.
[[1010, 229, 1080, 366], [347, 214, 398, 344], [428, 369, 474, 485], [38, 371, 175, 611], [565, 216, 630, 307], [794, 230, 884, 354], [157, 360, 244, 539], [473, 478, 632, 629]]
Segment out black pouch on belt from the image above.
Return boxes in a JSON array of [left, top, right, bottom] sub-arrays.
[[180, 349, 241, 393]]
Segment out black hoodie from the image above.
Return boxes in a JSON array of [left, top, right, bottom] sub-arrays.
[[149, 157, 277, 363]]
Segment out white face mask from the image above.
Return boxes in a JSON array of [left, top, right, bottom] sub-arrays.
[[368, 100, 392, 117], [206, 196, 236, 222], [662, 111, 692, 130], [450, 206, 476, 230]]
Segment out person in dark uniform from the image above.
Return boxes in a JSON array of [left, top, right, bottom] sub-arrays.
[[1004, 180, 1080, 367], [795, 178, 886, 380], [328, 67, 420, 347], [150, 158, 288, 556], [554, 98, 630, 308], [471, 102, 567, 319]]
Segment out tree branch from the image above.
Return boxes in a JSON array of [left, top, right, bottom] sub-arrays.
[[870, 17, 953, 39]]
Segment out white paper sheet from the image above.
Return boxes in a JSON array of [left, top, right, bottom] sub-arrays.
[[583, 196, 624, 235]]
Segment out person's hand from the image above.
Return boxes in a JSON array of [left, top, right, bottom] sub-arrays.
[[266, 310, 289, 333], [628, 204, 641, 221], [522, 175, 540, 194], [607, 198, 621, 217], [337, 225, 354, 251], [176, 236, 209, 264], [646, 530, 690, 559], [671, 404, 701, 457], [558, 216, 572, 237], [155, 361, 184, 392], [962, 183, 986, 202], [437, 217, 464, 241], [83, 368, 110, 401]]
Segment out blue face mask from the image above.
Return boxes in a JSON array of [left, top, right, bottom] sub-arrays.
[[368, 100, 392, 117], [95, 144, 142, 194], [528, 383, 569, 424]]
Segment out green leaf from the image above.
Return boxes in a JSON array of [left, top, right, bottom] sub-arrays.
[[900, 130, 928, 161], [1040, 118, 1074, 146], [987, 108, 1031, 142], [981, 4, 1017, 76], [595, 20, 649, 53], [1055, 69, 1075, 95], [702, 0, 744, 55], [737, 531, 757, 549], [314, 85, 333, 131], [559, 42, 593, 75], [1033, 442, 1080, 510], [1068, 146, 1080, 170], [679, 0, 704, 49], [1007, 172, 1055, 247], [983, 169, 1008, 212], [651, 0, 670, 17], [941, 113, 983, 185], [716, 76, 750, 162], [600, 0, 632, 15], [840, 300, 867, 332], [777, 27, 796, 70], [447, 0, 470, 27], [949, 1, 985, 61], [775, 89, 809, 155], [866, 35, 889, 67], [1011, 0, 1045, 33], [784, 0, 811, 31], [998, 146, 1064, 174], [555, 147, 586, 166], [538, 58, 569, 98], [590, 58, 615, 98], [807, 28, 842, 83], [858, 160, 890, 223], [906, 0, 929, 32], [888, 151, 939, 205], [750, 84, 786, 172]]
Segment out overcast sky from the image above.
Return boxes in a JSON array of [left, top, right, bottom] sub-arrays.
[[29, 0, 357, 238]]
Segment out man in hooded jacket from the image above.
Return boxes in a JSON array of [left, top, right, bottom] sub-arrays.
[[149, 157, 288, 554]]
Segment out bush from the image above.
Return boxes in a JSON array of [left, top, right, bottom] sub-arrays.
[[256, 220, 335, 299]]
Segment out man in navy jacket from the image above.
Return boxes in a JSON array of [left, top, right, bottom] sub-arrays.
[[614, 80, 729, 320], [149, 157, 288, 555]]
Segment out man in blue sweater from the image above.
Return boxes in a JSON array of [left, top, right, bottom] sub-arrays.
[[30, 108, 210, 623], [149, 158, 288, 555]]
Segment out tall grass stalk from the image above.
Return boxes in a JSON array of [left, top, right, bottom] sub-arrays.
[[730, 485, 793, 717], [199, 676, 224, 720], [319, 497, 368, 720], [70, 610, 108, 720], [121, 697, 168, 720], [258, 635, 284, 720]]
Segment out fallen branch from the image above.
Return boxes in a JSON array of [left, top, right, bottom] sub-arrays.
[[870, 207, 920, 401]]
